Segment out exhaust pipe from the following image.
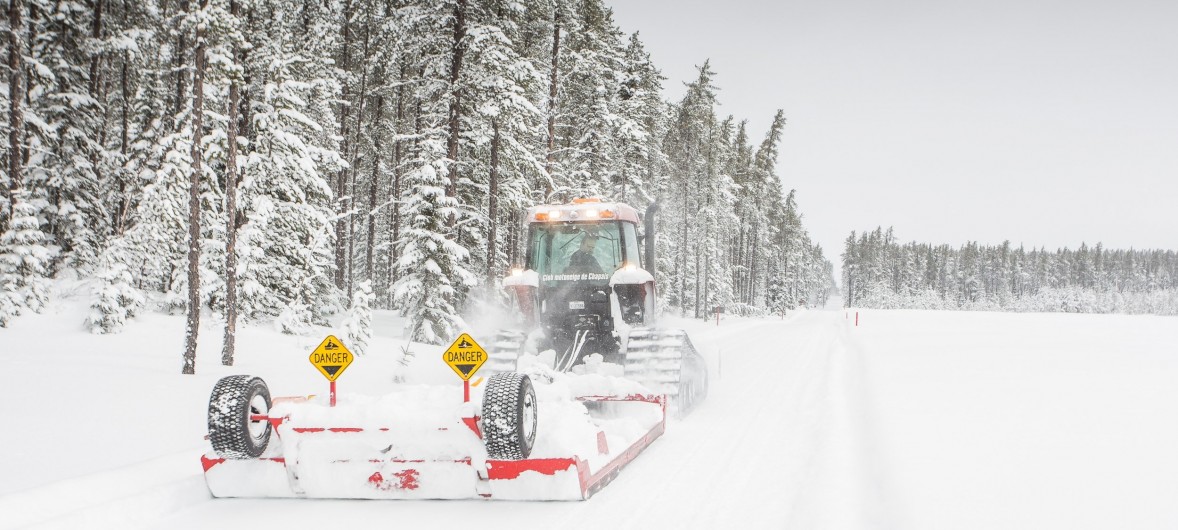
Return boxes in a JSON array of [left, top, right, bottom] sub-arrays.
[[644, 202, 659, 274]]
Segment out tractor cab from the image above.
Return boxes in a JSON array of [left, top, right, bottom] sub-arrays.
[[492, 199, 706, 415], [505, 199, 655, 369]]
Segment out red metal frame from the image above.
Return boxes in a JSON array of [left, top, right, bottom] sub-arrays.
[[204, 394, 665, 500]]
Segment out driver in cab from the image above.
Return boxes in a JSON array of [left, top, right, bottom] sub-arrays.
[[565, 233, 603, 274]]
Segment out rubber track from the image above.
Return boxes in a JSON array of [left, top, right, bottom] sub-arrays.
[[624, 328, 703, 414], [484, 330, 526, 374]]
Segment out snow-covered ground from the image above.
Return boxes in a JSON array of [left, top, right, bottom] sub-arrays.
[[2, 286, 1177, 529]]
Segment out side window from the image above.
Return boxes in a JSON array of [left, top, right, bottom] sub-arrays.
[[529, 229, 557, 275], [622, 223, 641, 267]]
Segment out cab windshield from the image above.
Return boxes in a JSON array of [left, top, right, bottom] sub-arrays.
[[528, 222, 625, 285]]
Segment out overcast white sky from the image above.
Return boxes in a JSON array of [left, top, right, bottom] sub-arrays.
[[610, 0, 1178, 266]]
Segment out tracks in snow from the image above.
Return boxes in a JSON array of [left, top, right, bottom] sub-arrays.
[[69, 311, 893, 530]]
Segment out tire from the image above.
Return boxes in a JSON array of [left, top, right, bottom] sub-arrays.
[[208, 375, 272, 459], [482, 372, 537, 460]]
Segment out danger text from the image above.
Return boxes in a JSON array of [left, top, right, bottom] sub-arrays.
[[446, 351, 484, 363], [311, 352, 351, 364]]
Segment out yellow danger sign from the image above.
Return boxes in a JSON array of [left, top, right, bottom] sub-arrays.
[[309, 335, 353, 382], [442, 333, 487, 381]]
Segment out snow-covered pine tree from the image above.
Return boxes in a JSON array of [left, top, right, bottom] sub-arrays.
[[388, 0, 476, 343], [4, 0, 26, 234], [24, 0, 112, 268], [105, 0, 222, 311], [333, 0, 380, 299], [728, 120, 754, 305], [393, 144, 474, 344], [532, 0, 576, 195], [660, 62, 719, 315], [454, 0, 544, 302], [696, 115, 738, 315], [0, 198, 56, 325], [614, 32, 665, 204], [236, 11, 342, 330], [1, 0, 848, 328], [343, 279, 374, 356], [557, 0, 627, 199], [750, 110, 787, 308], [215, 0, 245, 366], [87, 260, 144, 334]]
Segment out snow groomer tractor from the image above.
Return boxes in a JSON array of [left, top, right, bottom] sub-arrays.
[[492, 198, 708, 415], [198, 199, 707, 501]]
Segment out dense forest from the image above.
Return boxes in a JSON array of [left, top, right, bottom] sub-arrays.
[[842, 227, 1178, 315], [0, 0, 833, 366]]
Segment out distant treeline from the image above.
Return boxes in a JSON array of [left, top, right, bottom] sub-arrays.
[[841, 227, 1178, 315]]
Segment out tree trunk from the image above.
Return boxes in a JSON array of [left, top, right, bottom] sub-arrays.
[[735, 225, 745, 302], [7, 0, 25, 225], [221, 0, 241, 367], [445, 0, 467, 210], [365, 94, 384, 285], [747, 222, 758, 305], [544, 12, 560, 196], [507, 209, 518, 268], [486, 119, 500, 295], [238, 4, 254, 142], [171, 0, 191, 126], [679, 173, 688, 315], [88, 0, 105, 96], [693, 241, 701, 318], [183, 0, 208, 375], [346, 16, 372, 300], [334, 0, 353, 290], [702, 225, 710, 316], [386, 65, 406, 306], [115, 51, 130, 234]]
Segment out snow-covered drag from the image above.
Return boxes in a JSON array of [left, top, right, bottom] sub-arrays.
[[3, 307, 1178, 529]]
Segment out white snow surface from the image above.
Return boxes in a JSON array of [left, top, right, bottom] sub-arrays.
[[2, 288, 1178, 529], [609, 266, 654, 286]]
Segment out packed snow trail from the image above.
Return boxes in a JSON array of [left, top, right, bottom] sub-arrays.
[[9, 307, 1178, 529], [141, 310, 865, 530], [856, 310, 1178, 530]]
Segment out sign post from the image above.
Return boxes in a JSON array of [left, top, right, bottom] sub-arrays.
[[309, 335, 354, 407], [442, 333, 488, 402]]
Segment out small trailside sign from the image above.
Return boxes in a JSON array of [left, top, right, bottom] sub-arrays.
[[443, 333, 487, 381], [309, 335, 353, 382]]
